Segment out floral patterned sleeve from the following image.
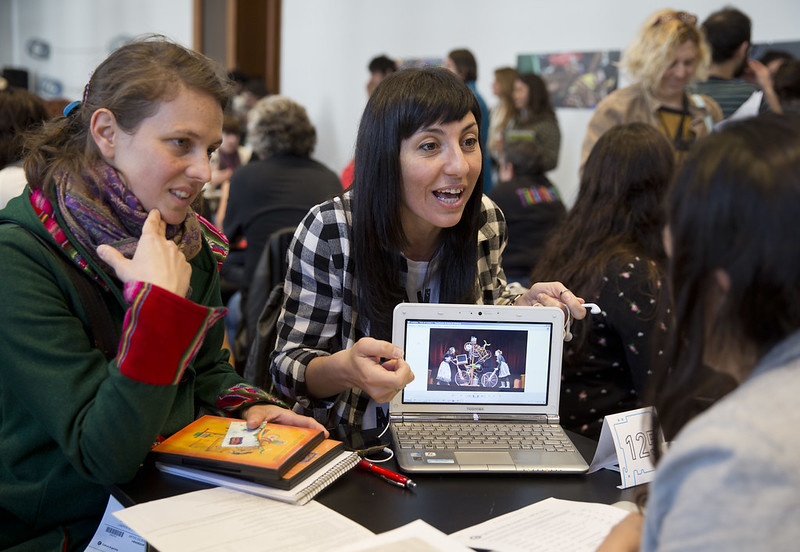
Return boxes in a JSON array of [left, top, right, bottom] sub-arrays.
[[596, 255, 669, 395]]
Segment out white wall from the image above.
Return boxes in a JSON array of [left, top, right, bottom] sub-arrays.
[[1, 0, 193, 101], [281, 0, 800, 205], [3, 0, 798, 206]]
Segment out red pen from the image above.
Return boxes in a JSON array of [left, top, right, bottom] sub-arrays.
[[357, 458, 417, 489]]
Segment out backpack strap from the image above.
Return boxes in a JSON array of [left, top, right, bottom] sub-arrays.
[[4, 222, 121, 361]]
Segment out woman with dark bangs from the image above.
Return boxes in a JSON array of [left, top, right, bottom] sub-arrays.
[[270, 67, 587, 429]]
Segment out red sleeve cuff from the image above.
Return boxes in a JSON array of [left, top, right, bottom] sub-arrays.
[[117, 282, 226, 385]]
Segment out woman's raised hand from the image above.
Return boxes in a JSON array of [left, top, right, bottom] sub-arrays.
[[97, 209, 192, 297], [518, 281, 587, 320], [345, 337, 415, 404]]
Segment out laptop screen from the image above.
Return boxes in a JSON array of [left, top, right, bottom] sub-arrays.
[[400, 317, 555, 406]]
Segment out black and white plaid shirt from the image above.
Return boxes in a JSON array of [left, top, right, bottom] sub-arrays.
[[270, 191, 517, 427]]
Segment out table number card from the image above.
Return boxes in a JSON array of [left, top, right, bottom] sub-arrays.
[[588, 407, 659, 489]]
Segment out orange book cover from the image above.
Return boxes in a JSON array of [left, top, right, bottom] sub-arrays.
[[150, 415, 324, 480]]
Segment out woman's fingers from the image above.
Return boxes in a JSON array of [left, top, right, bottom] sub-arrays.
[[97, 210, 191, 296]]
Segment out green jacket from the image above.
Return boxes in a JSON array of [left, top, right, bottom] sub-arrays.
[[0, 190, 263, 551]]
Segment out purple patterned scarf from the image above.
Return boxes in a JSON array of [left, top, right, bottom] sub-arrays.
[[54, 161, 202, 274]]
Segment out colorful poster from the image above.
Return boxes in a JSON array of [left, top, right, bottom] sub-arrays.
[[397, 57, 444, 70], [517, 50, 620, 109]]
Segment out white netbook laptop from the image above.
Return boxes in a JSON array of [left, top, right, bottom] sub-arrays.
[[389, 303, 589, 474]]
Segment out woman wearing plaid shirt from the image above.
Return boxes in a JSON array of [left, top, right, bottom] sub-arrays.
[[270, 68, 586, 429]]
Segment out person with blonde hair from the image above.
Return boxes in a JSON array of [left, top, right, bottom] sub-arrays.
[[580, 9, 722, 169], [488, 66, 518, 163]]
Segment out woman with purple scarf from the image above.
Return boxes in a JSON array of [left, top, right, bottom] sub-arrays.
[[0, 36, 324, 551]]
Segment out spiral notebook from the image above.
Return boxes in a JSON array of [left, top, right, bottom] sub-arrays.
[[156, 448, 360, 505]]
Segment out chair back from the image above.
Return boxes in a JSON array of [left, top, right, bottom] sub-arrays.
[[241, 225, 298, 390], [242, 205, 311, 287]]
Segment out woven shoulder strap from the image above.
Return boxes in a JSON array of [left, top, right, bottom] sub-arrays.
[[3, 222, 120, 360]]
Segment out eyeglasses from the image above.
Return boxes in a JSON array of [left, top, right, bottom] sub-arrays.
[[652, 11, 698, 27]]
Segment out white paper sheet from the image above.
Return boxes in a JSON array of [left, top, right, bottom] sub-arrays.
[[114, 487, 373, 552], [329, 519, 473, 552], [715, 90, 764, 131], [450, 497, 631, 552]]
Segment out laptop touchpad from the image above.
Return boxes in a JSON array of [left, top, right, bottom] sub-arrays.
[[455, 452, 515, 465]]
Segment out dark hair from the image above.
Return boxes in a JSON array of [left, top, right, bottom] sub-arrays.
[[701, 7, 751, 63], [227, 68, 249, 86], [758, 49, 794, 67], [653, 113, 800, 442], [502, 139, 545, 177], [243, 78, 269, 99], [531, 123, 673, 351], [222, 114, 242, 136], [0, 87, 48, 168], [368, 55, 397, 75], [517, 73, 555, 123], [352, 67, 484, 340], [774, 59, 800, 106], [447, 49, 478, 82], [23, 35, 232, 192]]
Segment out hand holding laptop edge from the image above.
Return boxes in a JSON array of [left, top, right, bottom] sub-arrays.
[[305, 336, 415, 404], [517, 281, 588, 321]]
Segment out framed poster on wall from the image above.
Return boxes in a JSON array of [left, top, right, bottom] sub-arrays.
[[518, 50, 621, 109]]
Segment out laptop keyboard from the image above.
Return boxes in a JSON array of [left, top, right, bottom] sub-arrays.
[[393, 422, 577, 452]]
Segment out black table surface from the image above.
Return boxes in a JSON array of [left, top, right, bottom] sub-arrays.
[[115, 430, 637, 536]]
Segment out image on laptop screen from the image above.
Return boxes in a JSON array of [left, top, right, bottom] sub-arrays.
[[401, 318, 554, 407]]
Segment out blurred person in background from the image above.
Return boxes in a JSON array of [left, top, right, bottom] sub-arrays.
[[0, 83, 48, 208], [581, 9, 722, 170], [507, 73, 561, 173]]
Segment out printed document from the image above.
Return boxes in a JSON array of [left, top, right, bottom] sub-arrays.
[[450, 497, 631, 552]]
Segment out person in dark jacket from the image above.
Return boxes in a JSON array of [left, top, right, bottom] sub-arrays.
[[487, 138, 566, 286]]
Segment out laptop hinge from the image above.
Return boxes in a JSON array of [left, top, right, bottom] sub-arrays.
[[391, 413, 555, 424]]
